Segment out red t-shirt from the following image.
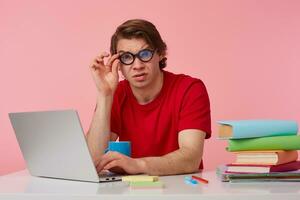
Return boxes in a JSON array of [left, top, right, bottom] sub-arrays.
[[110, 70, 211, 169]]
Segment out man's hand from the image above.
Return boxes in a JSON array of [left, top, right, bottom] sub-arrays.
[[90, 52, 120, 96], [96, 151, 146, 174]]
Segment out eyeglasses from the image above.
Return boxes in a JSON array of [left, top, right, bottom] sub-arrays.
[[118, 49, 155, 65]]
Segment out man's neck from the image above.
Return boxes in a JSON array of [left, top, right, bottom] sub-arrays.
[[131, 71, 164, 105]]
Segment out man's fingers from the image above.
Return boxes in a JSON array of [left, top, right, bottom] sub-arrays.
[[90, 52, 110, 69], [96, 163, 103, 173], [99, 51, 110, 59], [90, 52, 118, 72], [98, 151, 123, 169], [103, 160, 119, 170], [90, 61, 101, 70], [94, 51, 109, 63], [101, 151, 123, 161], [106, 53, 120, 69], [95, 57, 101, 64], [111, 59, 120, 76], [96, 52, 109, 63]]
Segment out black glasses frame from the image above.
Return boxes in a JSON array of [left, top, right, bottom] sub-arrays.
[[118, 49, 155, 65]]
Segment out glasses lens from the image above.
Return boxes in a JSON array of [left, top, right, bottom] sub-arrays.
[[120, 53, 134, 65], [138, 50, 153, 62]]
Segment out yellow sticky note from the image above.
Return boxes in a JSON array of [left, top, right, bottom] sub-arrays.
[[122, 175, 159, 182]]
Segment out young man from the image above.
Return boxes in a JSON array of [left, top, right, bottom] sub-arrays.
[[87, 19, 211, 176]]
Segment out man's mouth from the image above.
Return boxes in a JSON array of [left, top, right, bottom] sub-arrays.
[[132, 73, 147, 81], [133, 73, 146, 78]]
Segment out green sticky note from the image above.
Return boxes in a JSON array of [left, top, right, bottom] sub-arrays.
[[130, 181, 164, 189]]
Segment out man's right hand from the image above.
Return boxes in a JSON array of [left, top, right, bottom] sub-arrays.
[[90, 52, 120, 96]]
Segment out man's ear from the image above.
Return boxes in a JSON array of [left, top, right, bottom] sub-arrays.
[[159, 54, 164, 61]]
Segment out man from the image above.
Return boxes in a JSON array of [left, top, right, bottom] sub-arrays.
[[87, 19, 211, 176]]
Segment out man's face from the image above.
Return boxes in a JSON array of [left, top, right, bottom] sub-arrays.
[[116, 38, 163, 89]]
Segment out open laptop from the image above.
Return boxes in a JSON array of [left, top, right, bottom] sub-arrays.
[[8, 109, 122, 183]]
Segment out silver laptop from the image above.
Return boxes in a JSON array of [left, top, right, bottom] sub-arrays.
[[9, 110, 122, 183]]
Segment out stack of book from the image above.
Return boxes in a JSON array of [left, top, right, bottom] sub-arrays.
[[217, 120, 300, 182]]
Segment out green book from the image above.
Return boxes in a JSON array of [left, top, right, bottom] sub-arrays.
[[227, 135, 300, 152]]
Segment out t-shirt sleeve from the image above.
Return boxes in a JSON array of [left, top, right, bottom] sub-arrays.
[[178, 80, 211, 139]]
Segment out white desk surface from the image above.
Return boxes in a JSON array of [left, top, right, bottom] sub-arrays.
[[1, 170, 300, 200]]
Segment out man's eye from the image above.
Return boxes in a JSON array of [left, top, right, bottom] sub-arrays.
[[140, 51, 152, 58], [122, 54, 132, 60]]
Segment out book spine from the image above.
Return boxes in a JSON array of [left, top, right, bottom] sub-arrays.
[[270, 161, 300, 172]]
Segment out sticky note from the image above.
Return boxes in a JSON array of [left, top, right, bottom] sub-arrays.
[[122, 175, 159, 182], [130, 181, 164, 189]]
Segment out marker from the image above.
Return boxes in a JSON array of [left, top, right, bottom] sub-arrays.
[[191, 175, 209, 184], [184, 176, 198, 185]]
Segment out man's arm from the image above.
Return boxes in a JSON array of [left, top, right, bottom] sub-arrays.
[[86, 95, 118, 165], [98, 129, 206, 175], [140, 129, 206, 175], [86, 51, 120, 165]]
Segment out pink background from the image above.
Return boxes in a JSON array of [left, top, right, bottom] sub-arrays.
[[1, 0, 300, 175]]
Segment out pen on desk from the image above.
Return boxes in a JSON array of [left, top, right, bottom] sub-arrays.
[[191, 175, 209, 184]]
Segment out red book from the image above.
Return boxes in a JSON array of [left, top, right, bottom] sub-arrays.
[[226, 161, 300, 173]]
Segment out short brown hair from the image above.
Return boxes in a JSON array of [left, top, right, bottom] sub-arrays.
[[110, 19, 167, 69]]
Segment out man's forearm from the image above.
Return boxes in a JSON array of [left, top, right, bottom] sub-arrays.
[[139, 147, 203, 176], [86, 95, 113, 164]]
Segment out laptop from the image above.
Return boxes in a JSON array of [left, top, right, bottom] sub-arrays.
[[8, 109, 122, 183]]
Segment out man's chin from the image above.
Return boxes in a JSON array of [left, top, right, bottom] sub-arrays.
[[129, 80, 149, 89]]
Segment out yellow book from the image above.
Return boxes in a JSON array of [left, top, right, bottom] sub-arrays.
[[122, 175, 159, 182], [233, 150, 298, 165]]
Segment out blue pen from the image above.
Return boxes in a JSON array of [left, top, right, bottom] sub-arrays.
[[184, 176, 198, 185]]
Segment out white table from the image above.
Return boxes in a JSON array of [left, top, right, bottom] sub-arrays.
[[1, 170, 300, 200]]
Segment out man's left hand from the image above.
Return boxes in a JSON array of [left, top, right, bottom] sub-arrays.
[[96, 151, 146, 174]]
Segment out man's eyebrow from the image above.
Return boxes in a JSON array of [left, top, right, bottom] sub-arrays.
[[118, 50, 125, 54], [117, 45, 150, 54]]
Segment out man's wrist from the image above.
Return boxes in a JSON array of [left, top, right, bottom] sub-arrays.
[[97, 93, 113, 102], [95, 94, 113, 111], [137, 158, 148, 174]]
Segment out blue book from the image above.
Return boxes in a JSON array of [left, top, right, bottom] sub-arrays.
[[217, 120, 298, 139]]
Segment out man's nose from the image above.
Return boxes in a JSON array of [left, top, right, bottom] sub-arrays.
[[132, 58, 145, 70]]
